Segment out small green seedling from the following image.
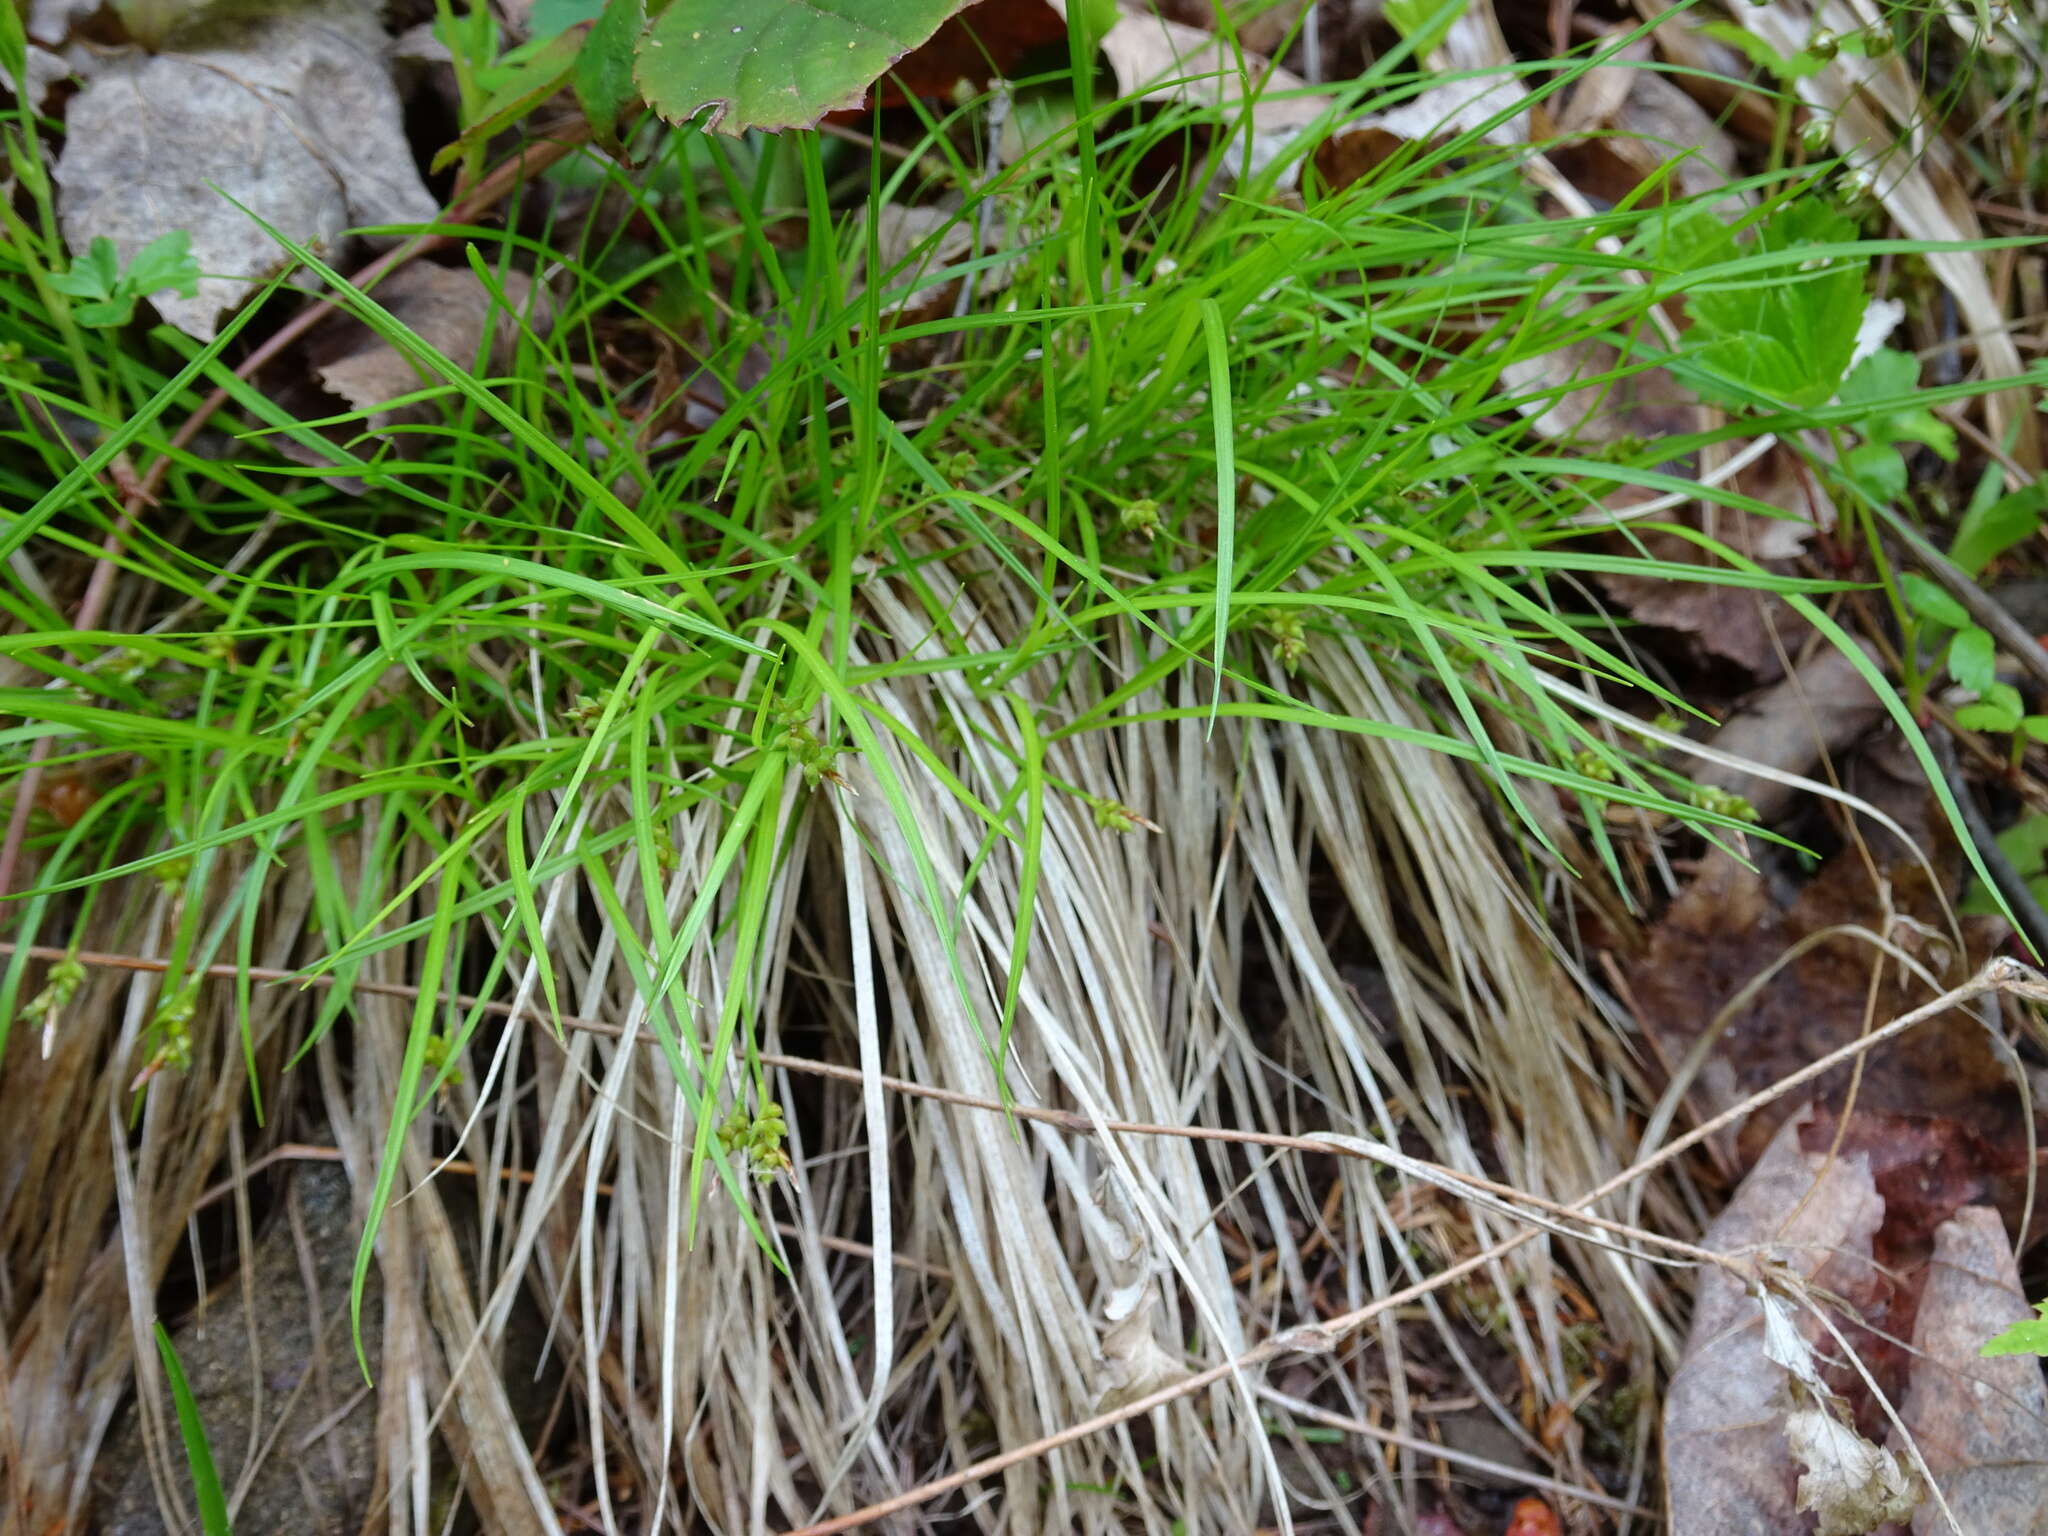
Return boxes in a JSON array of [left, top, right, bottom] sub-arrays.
[[1835, 347, 1960, 506], [1982, 1300, 2048, 1358], [48, 231, 199, 328], [1901, 572, 2048, 747]]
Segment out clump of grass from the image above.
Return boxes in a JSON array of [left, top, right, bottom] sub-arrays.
[[1, 20, 2034, 1531]]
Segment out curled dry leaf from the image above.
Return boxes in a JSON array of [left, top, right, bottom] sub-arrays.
[[1895, 1206, 2048, 1533], [1547, 35, 1737, 206], [1689, 637, 1886, 824], [1093, 8, 1325, 128], [1786, 1404, 1923, 1536], [310, 264, 550, 430], [1094, 1283, 1186, 1411], [853, 202, 1025, 322], [1664, 1111, 1887, 1533], [54, 0, 436, 341], [1091, 1175, 1186, 1414]]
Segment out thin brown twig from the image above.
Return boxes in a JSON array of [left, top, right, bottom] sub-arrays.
[[0, 126, 590, 901], [186, 1142, 949, 1278], [0, 941, 1725, 1269], [1253, 1386, 1654, 1518], [1973, 200, 2048, 230]]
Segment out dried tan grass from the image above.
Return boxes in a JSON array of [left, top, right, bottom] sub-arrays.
[[2, 535, 1677, 1536]]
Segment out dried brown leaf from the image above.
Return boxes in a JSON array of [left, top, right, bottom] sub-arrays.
[[1691, 638, 1886, 823], [54, 0, 436, 340], [869, 0, 1066, 107], [1786, 1405, 1924, 1535], [1895, 1207, 2048, 1534], [1599, 537, 1808, 681], [1664, 1111, 1887, 1533], [1094, 1284, 1185, 1412], [310, 265, 548, 429], [1632, 844, 2022, 1180]]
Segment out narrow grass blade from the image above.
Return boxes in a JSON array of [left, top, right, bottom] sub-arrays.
[[153, 1321, 232, 1536]]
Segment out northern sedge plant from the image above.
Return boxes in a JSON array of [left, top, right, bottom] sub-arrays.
[[1, 58, 2014, 1240], [2, 25, 2038, 1526]]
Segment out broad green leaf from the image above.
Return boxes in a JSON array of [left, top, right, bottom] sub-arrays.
[[126, 229, 201, 302], [529, 0, 605, 39], [576, 0, 646, 155], [1842, 441, 1905, 503], [1840, 348, 1959, 458], [636, 0, 979, 134], [48, 234, 194, 328], [1955, 681, 2023, 733], [1900, 572, 1970, 631], [1673, 202, 1867, 410], [48, 237, 123, 304], [1951, 484, 2046, 577], [1983, 1300, 2048, 1357], [1947, 625, 1996, 694]]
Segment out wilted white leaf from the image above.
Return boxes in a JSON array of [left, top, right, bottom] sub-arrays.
[[1760, 1287, 1826, 1393], [55, 0, 437, 340], [1090, 8, 1331, 183], [1787, 1406, 1923, 1536], [1848, 298, 1905, 376], [1095, 1284, 1184, 1412]]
